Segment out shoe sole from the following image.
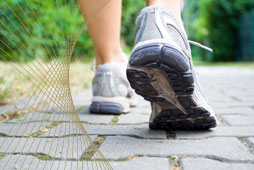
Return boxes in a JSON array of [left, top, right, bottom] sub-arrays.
[[127, 43, 216, 130], [90, 96, 132, 115], [90, 102, 125, 115]]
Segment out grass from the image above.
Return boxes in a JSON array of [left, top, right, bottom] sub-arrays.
[[0, 61, 94, 106]]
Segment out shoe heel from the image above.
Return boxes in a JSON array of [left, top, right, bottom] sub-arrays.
[[129, 43, 194, 95]]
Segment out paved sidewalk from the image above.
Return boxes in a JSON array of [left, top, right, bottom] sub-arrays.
[[0, 67, 254, 170]]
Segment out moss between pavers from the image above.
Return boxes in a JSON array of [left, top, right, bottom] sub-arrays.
[[81, 136, 106, 161], [31, 121, 62, 137], [109, 115, 120, 125], [0, 153, 6, 161], [33, 153, 58, 161], [170, 156, 181, 170]]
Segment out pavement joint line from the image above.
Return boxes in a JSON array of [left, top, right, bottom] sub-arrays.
[[231, 96, 241, 102], [109, 115, 120, 125], [239, 137, 254, 154], [36, 134, 167, 139], [92, 155, 254, 164], [215, 114, 230, 126], [0, 153, 6, 161], [3, 120, 112, 125], [3, 121, 149, 126], [1, 153, 254, 164], [3, 133, 254, 139], [166, 130, 176, 139], [87, 134, 166, 140], [30, 121, 63, 137], [80, 135, 106, 161]]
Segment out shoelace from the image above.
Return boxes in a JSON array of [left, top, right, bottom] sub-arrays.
[[188, 40, 213, 53]]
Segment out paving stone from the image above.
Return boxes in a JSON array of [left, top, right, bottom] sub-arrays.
[[214, 115, 223, 126], [78, 107, 114, 124], [118, 113, 150, 124], [0, 155, 169, 170], [109, 157, 170, 170], [222, 115, 254, 126], [0, 95, 43, 114], [129, 106, 151, 115], [208, 97, 237, 103], [214, 107, 254, 115], [210, 101, 254, 109], [41, 122, 84, 137], [0, 136, 97, 159], [133, 96, 150, 108], [99, 136, 254, 160], [175, 126, 254, 139], [237, 96, 254, 103], [0, 122, 51, 136], [83, 124, 166, 139], [42, 123, 166, 139], [72, 90, 92, 108], [0, 94, 62, 114], [181, 158, 254, 170]]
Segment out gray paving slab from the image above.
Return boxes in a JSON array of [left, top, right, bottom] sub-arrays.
[[9, 112, 71, 123], [0, 136, 97, 159], [0, 155, 169, 170], [129, 106, 151, 115], [214, 107, 254, 115], [210, 101, 254, 109], [41, 122, 84, 137], [0, 95, 44, 114], [222, 115, 254, 126], [175, 126, 254, 139], [72, 90, 92, 108], [78, 107, 114, 124], [42, 123, 166, 139], [133, 96, 150, 108], [99, 136, 254, 160], [181, 158, 254, 170], [0, 122, 51, 136], [117, 113, 150, 124]]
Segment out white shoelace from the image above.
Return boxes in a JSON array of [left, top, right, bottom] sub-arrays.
[[188, 40, 213, 53]]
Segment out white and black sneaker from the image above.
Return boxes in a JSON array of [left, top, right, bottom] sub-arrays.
[[90, 54, 137, 115], [127, 5, 217, 130]]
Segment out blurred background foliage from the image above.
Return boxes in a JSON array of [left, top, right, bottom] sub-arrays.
[[0, 0, 254, 62], [186, 0, 254, 61]]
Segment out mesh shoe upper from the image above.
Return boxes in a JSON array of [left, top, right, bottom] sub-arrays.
[[93, 62, 135, 99]]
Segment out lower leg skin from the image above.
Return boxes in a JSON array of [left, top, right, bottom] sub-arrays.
[[146, 0, 183, 24], [79, 0, 124, 67]]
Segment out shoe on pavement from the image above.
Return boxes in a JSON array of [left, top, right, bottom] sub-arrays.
[[90, 56, 137, 115], [126, 5, 217, 130]]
